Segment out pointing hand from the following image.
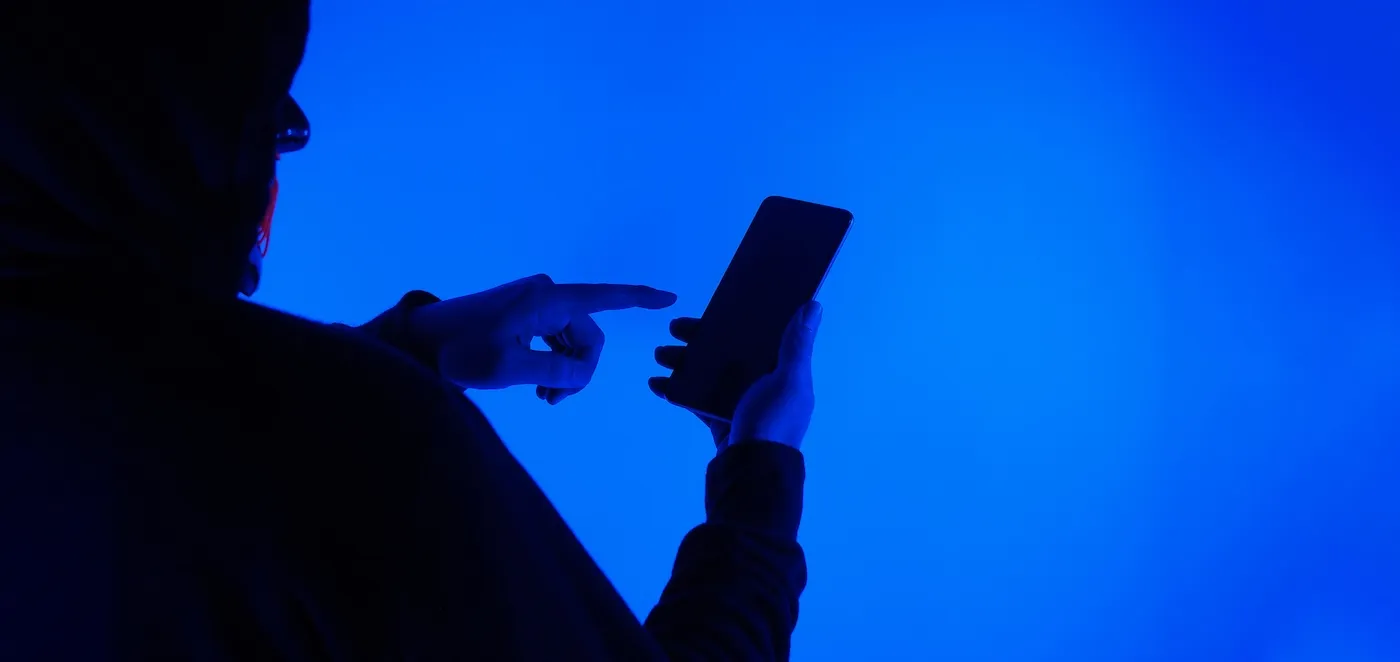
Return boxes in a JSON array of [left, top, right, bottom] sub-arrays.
[[408, 274, 677, 403]]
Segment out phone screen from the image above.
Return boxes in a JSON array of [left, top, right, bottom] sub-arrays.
[[665, 196, 853, 422]]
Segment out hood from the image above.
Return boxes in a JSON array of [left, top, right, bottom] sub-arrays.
[[0, 1, 310, 298]]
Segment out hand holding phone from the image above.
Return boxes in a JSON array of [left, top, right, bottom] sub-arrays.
[[649, 195, 852, 450], [651, 301, 823, 450]]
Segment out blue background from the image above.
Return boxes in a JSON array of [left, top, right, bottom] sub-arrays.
[[259, 2, 1399, 660]]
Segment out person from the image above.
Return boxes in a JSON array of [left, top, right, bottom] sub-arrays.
[[0, 2, 823, 660]]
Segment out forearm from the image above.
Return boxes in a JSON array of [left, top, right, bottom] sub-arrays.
[[644, 441, 808, 661]]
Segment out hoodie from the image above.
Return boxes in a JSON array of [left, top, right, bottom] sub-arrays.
[[0, 1, 807, 660]]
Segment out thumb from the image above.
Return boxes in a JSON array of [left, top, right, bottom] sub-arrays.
[[777, 300, 823, 372]]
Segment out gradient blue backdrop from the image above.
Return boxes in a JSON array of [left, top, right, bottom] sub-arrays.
[[256, 2, 1400, 660]]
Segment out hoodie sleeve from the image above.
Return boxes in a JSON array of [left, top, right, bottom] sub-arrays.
[[338, 290, 443, 372], [644, 441, 809, 661]]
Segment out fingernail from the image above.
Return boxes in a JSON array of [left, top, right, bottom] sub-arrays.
[[801, 301, 823, 330]]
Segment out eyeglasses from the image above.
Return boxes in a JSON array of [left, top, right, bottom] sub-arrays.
[[275, 96, 310, 154]]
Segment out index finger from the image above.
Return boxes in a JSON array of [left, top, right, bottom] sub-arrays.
[[551, 283, 678, 314]]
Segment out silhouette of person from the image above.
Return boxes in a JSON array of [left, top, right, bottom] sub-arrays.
[[0, 2, 822, 660]]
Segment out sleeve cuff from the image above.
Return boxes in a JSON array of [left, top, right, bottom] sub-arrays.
[[355, 290, 443, 373], [704, 441, 806, 541]]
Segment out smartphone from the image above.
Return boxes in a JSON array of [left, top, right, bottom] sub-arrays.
[[664, 196, 853, 422]]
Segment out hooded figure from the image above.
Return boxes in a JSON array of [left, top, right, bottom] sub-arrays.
[[0, 1, 809, 660]]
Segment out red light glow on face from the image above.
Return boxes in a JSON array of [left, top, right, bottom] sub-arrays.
[[258, 177, 278, 257], [257, 153, 282, 258]]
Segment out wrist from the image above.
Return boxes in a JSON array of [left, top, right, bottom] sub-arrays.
[[705, 441, 806, 539], [367, 290, 443, 372], [720, 437, 798, 454]]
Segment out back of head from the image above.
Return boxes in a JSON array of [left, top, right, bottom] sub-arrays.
[[0, 0, 310, 298]]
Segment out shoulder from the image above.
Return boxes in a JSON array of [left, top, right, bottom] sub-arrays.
[[230, 298, 498, 442]]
